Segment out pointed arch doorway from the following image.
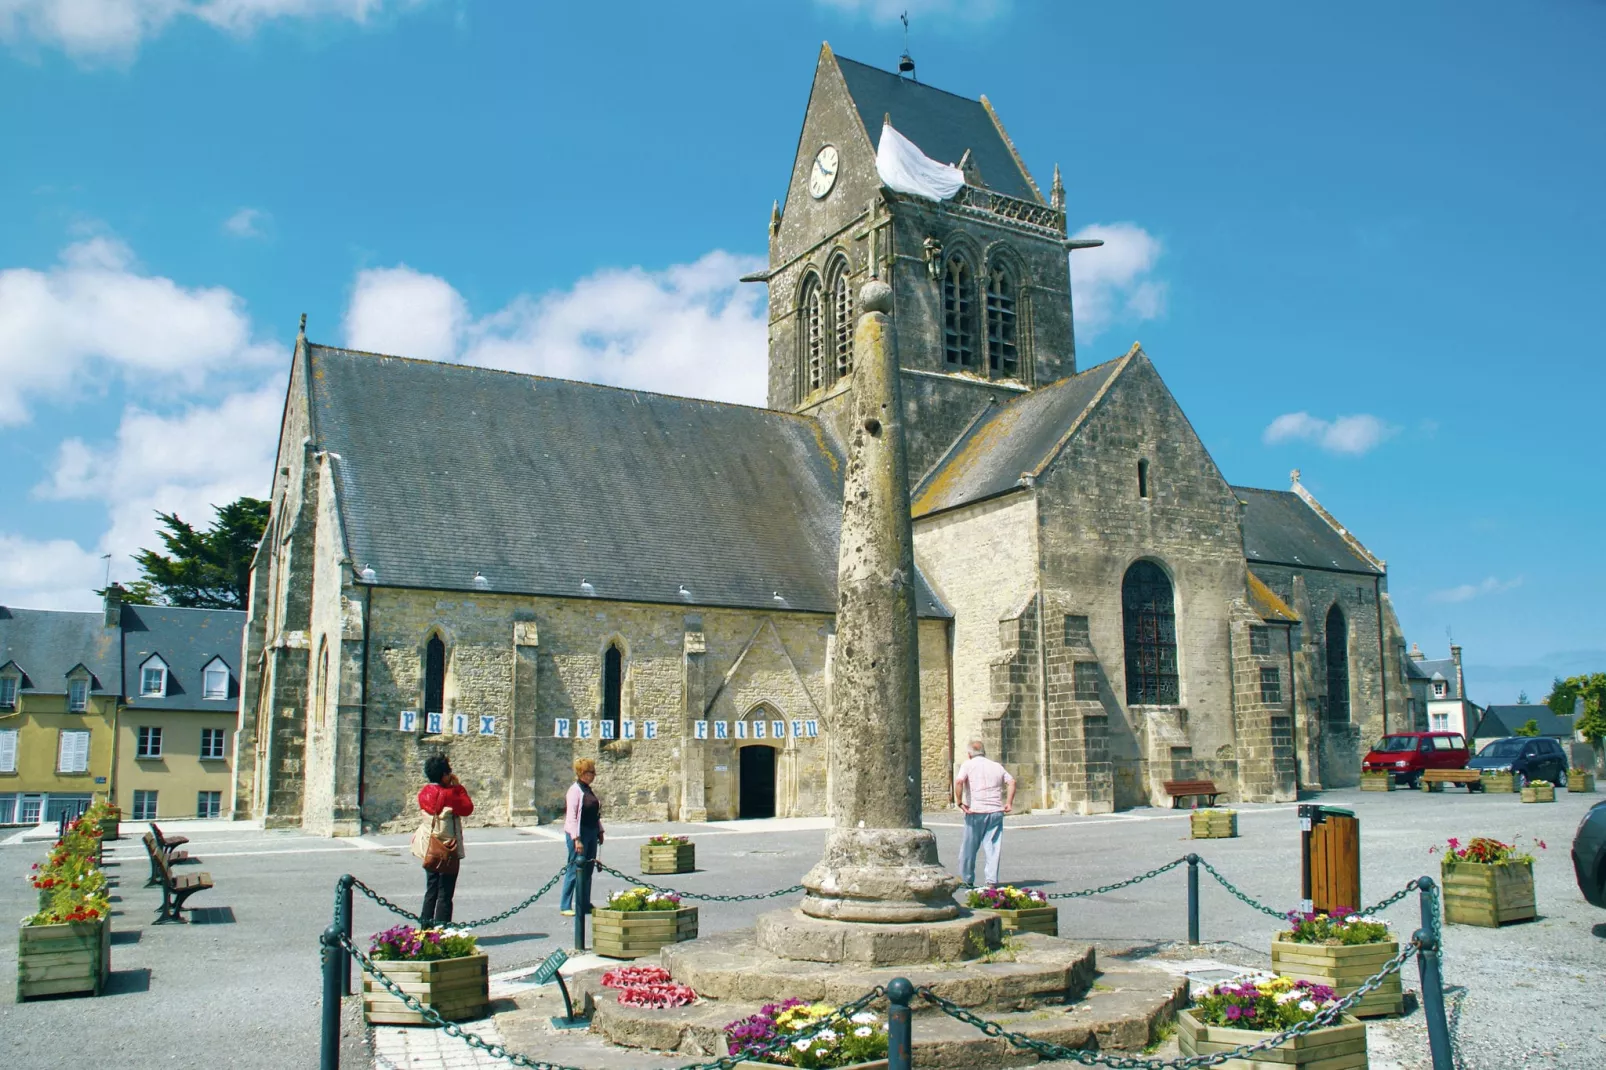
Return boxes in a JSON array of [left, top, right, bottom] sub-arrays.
[[738, 745, 776, 819]]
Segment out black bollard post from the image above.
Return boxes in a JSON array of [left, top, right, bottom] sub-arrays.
[[320, 923, 343, 1070], [336, 875, 355, 996], [1414, 877, 1453, 1070], [572, 855, 592, 951], [886, 977, 913, 1070], [1187, 854, 1200, 945]]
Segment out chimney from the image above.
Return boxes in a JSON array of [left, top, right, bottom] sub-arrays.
[[103, 583, 123, 629], [1408, 642, 1424, 661], [1449, 644, 1464, 700]]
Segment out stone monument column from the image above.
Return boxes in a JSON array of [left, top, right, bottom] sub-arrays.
[[799, 280, 961, 923]]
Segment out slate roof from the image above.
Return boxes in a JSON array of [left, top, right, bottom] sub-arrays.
[[912, 357, 1127, 517], [834, 54, 1040, 202], [0, 607, 119, 694], [1404, 657, 1431, 681], [1417, 659, 1462, 700], [1233, 487, 1382, 576], [120, 605, 245, 712], [305, 346, 950, 619], [1473, 705, 1574, 740]]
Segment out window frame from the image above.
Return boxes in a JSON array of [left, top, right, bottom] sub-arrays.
[[827, 256, 854, 381], [200, 727, 227, 761], [1121, 560, 1180, 706], [942, 254, 977, 368], [1062, 614, 1090, 648], [57, 729, 91, 774], [136, 725, 164, 760], [202, 659, 230, 700], [140, 658, 168, 698], [196, 790, 222, 819], [1259, 666, 1282, 705], [1432, 680, 1447, 698], [1073, 661, 1101, 701], [1249, 625, 1271, 657], [0, 728, 17, 774], [983, 259, 1018, 377], [131, 789, 158, 821], [602, 642, 624, 740], [67, 677, 89, 712], [799, 272, 826, 393], [423, 635, 446, 716], [0, 674, 15, 709]]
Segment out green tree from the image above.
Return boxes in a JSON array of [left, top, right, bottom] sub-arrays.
[[1546, 673, 1606, 770], [102, 497, 270, 610], [1514, 719, 1540, 737], [1517, 690, 1529, 704]]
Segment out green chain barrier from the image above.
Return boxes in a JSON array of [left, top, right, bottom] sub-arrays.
[[344, 866, 566, 929], [1192, 857, 1288, 918], [593, 861, 804, 902], [1043, 857, 1187, 899]]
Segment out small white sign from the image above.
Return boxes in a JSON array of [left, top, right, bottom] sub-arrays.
[[453, 713, 469, 736], [601, 719, 616, 740], [426, 711, 443, 735], [622, 719, 636, 740], [399, 710, 418, 733], [772, 720, 786, 740], [752, 720, 766, 739], [644, 720, 658, 739], [792, 720, 804, 739], [554, 718, 571, 738], [577, 720, 593, 739], [694, 720, 708, 740], [478, 716, 496, 736], [735, 720, 748, 740], [805, 719, 819, 738], [714, 721, 729, 739]]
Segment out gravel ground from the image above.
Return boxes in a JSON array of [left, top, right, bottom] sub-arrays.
[[2, 787, 1600, 1069]]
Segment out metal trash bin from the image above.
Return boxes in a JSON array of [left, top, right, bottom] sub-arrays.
[[1299, 805, 1360, 914]]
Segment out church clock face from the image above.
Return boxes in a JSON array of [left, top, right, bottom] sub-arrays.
[[809, 145, 839, 199]]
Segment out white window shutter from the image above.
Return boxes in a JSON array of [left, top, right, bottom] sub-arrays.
[[77, 731, 91, 772], [0, 729, 16, 773], [59, 730, 89, 774]]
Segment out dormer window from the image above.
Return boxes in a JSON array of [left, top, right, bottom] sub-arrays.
[[1433, 680, 1447, 699], [202, 658, 230, 700], [140, 657, 168, 698], [0, 674, 16, 709], [68, 677, 89, 712]]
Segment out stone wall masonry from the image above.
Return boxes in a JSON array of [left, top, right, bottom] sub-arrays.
[[1042, 589, 1112, 813], [987, 593, 1042, 806], [1227, 601, 1297, 803], [917, 618, 953, 811]]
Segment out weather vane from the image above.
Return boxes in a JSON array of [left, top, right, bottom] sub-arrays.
[[898, 10, 916, 80]]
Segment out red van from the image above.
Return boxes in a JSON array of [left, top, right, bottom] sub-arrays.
[[1361, 732, 1471, 788]]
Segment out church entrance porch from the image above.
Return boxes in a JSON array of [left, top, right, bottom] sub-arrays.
[[738, 745, 777, 818]]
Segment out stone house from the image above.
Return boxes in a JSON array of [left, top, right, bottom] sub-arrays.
[[236, 46, 1409, 833]]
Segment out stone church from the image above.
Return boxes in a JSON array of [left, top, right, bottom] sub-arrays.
[[234, 46, 1413, 835]]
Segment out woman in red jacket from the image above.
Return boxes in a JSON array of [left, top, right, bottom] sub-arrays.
[[416, 755, 473, 925]]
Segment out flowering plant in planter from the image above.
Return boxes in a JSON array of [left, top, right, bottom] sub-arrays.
[[1431, 836, 1544, 869], [606, 886, 683, 912], [965, 885, 1047, 910], [25, 816, 110, 926], [368, 925, 478, 961], [598, 964, 698, 1007], [1283, 907, 1391, 946], [647, 834, 690, 846], [1191, 972, 1338, 1030], [726, 999, 889, 1068]]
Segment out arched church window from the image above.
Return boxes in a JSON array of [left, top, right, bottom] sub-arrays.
[[985, 261, 1018, 376], [603, 643, 624, 740], [1122, 560, 1179, 705], [423, 635, 445, 715], [1325, 605, 1350, 725], [315, 637, 329, 728], [829, 259, 854, 379], [942, 255, 976, 368], [800, 274, 825, 393], [1138, 458, 1149, 499]]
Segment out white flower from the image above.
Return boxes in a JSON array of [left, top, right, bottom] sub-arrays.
[[1275, 991, 1299, 1004], [854, 1026, 873, 1037], [816, 1029, 838, 1042], [850, 1012, 878, 1024], [792, 1039, 812, 1052], [1298, 1000, 1318, 1013]]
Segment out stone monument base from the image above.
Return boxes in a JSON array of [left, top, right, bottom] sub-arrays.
[[755, 908, 999, 965]]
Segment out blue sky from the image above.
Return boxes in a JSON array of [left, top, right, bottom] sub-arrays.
[[1, 1, 1602, 704]]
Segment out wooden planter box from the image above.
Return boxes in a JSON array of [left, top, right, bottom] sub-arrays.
[[990, 905, 1059, 937], [1480, 771, 1517, 793], [1191, 811, 1238, 839], [1441, 860, 1535, 927], [593, 906, 699, 960], [640, 841, 695, 874], [17, 917, 111, 1000], [1178, 1008, 1366, 1069], [1570, 772, 1596, 793], [1521, 784, 1556, 803], [1270, 937, 1403, 1018], [98, 816, 121, 841], [362, 952, 489, 1024], [1359, 772, 1394, 792]]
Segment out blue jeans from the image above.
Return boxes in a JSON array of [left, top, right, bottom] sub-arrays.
[[958, 811, 1005, 887], [559, 831, 599, 911]]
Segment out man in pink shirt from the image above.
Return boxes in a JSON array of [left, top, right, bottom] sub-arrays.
[[953, 739, 1015, 888]]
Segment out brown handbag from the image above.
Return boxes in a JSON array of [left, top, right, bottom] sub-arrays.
[[422, 812, 460, 875]]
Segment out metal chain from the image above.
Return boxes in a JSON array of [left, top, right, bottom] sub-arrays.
[[1043, 857, 1187, 900], [1192, 858, 1288, 918], [593, 861, 804, 902], [347, 867, 565, 930], [917, 939, 1418, 1068], [342, 929, 882, 1070], [1353, 877, 1421, 919]]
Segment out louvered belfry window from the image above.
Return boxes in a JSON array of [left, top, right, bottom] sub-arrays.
[[985, 263, 1018, 375], [831, 263, 854, 379], [943, 256, 976, 368], [1122, 560, 1179, 705], [801, 276, 825, 392]]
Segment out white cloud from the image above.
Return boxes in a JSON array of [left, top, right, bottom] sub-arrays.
[[224, 207, 268, 238], [344, 251, 769, 406], [1429, 576, 1524, 604], [0, 235, 276, 426], [0, 0, 419, 62], [0, 534, 106, 611], [1263, 412, 1395, 456], [1068, 223, 1166, 340]]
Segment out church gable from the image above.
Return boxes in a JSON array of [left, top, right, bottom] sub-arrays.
[[703, 618, 823, 724]]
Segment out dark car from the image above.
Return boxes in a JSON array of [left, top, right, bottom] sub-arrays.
[[1574, 799, 1606, 908], [1467, 736, 1570, 788], [1361, 732, 1470, 788]]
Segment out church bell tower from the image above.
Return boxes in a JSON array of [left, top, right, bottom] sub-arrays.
[[753, 44, 1088, 479]]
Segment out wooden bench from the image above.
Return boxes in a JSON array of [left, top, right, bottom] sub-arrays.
[[141, 831, 190, 886], [1163, 778, 1223, 808], [144, 833, 213, 923], [150, 822, 190, 852], [1420, 769, 1482, 793]]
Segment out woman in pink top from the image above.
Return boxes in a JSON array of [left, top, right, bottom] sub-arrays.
[[559, 758, 604, 916]]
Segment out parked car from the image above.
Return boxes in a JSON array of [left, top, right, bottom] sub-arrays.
[[1574, 799, 1606, 908], [1466, 736, 1570, 789], [1361, 732, 1470, 788]]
